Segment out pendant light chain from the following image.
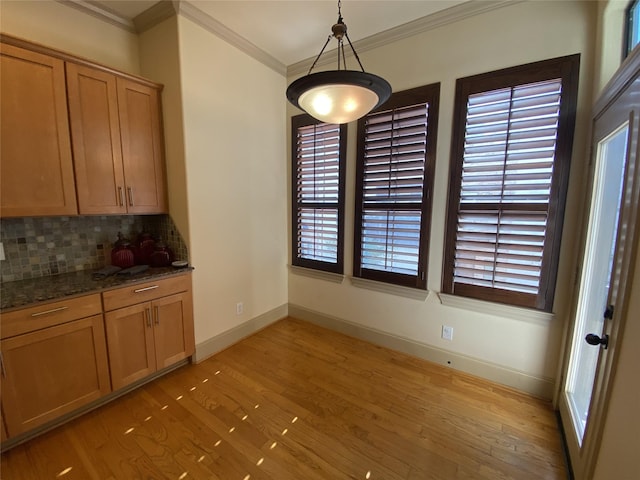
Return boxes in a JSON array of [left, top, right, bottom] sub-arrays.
[[307, 35, 333, 75], [344, 31, 366, 73]]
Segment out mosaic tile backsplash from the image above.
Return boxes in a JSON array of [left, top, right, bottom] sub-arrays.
[[0, 215, 188, 282]]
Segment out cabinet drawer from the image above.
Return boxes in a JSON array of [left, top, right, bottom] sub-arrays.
[[102, 274, 190, 311], [1, 294, 102, 339]]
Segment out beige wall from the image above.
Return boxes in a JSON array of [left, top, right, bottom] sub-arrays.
[[0, 0, 140, 74], [176, 16, 288, 344], [138, 17, 191, 246], [287, 0, 597, 398]]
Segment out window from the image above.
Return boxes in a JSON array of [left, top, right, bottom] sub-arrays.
[[291, 114, 346, 273], [443, 55, 580, 311], [626, 0, 640, 57], [353, 84, 440, 289]]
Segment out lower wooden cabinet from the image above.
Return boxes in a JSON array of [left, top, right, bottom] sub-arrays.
[[103, 276, 195, 390], [0, 272, 195, 445], [0, 314, 111, 437]]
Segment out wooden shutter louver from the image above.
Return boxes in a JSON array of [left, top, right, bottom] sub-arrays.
[[452, 79, 562, 295], [361, 210, 422, 275], [360, 104, 429, 276], [295, 122, 341, 264]]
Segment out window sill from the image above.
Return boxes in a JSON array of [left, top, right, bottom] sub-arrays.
[[289, 265, 344, 284], [437, 293, 554, 324], [350, 276, 430, 300]]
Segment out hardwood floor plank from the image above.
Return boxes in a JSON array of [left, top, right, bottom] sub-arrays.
[[1, 318, 567, 479]]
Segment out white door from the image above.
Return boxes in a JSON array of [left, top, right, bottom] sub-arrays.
[[559, 51, 640, 479]]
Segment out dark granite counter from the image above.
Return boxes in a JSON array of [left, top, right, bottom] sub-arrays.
[[0, 266, 193, 312]]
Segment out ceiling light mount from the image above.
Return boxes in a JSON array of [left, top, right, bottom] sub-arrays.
[[286, 0, 392, 124]]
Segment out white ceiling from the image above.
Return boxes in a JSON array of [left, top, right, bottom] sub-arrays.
[[91, 0, 468, 66]]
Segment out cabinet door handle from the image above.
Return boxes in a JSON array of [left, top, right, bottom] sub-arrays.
[[118, 186, 124, 206], [146, 308, 152, 328], [0, 352, 6, 378], [134, 285, 159, 293], [155, 306, 160, 325], [30, 306, 68, 317], [127, 187, 134, 207]]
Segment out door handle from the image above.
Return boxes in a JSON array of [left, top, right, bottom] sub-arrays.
[[585, 333, 609, 349], [134, 285, 159, 293], [30, 306, 68, 317]]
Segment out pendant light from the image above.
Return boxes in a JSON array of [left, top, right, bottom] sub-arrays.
[[286, 0, 392, 124]]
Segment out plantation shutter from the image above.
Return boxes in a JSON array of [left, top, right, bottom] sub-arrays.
[[453, 80, 562, 294], [293, 118, 346, 273], [361, 104, 428, 275], [444, 54, 580, 311], [354, 84, 440, 289]]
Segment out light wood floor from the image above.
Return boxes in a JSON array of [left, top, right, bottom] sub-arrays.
[[1, 317, 567, 479]]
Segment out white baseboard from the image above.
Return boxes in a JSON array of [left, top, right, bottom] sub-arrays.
[[288, 303, 555, 400], [193, 303, 288, 363]]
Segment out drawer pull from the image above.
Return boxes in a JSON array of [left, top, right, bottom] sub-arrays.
[[134, 285, 159, 293], [30, 306, 69, 317]]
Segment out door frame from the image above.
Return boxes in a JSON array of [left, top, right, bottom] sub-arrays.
[[556, 45, 640, 479]]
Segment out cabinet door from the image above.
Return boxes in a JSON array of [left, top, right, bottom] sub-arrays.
[[66, 63, 126, 214], [0, 315, 110, 437], [0, 43, 77, 217], [0, 373, 7, 442], [117, 78, 167, 214], [152, 291, 195, 370], [104, 302, 156, 390]]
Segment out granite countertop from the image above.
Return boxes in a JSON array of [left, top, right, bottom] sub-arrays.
[[0, 266, 194, 312]]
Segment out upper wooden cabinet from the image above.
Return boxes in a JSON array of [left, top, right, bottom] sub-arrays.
[[0, 34, 168, 217], [67, 64, 168, 214], [117, 78, 168, 214], [0, 43, 78, 217]]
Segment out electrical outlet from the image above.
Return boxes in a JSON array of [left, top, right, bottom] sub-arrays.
[[236, 302, 243, 315], [442, 325, 454, 341]]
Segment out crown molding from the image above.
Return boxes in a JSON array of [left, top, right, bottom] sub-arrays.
[[133, 0, 179, 33], [287, 0, 524, 77], [56, 0, 137, 33], [176, 1, 286, 76], [58, 0, 286, 76], [57, 0, 519, 79]]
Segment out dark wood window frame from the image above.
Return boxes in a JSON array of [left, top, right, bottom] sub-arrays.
[[626, 0, 640, 58], [442, 55, 580, 311], [353, 83, 440, 289], [291, 114, 347, 274]]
